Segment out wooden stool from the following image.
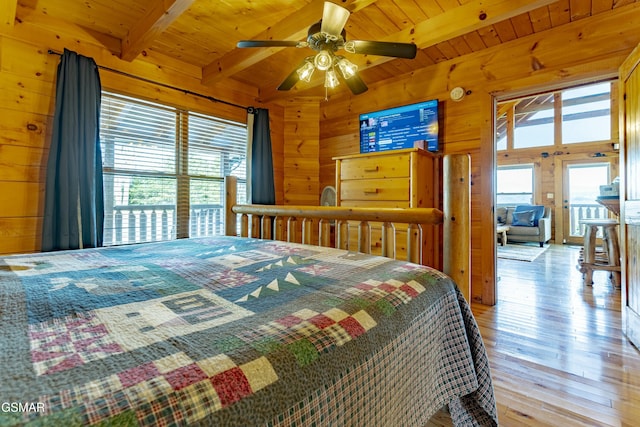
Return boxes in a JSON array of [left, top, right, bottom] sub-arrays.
[[578, 219, 621, 288]]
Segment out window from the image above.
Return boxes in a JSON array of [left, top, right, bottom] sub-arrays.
[[497, 165, 534, 206], [562, 82, 611, 144], [496, 113, 507, 151], [513, 94, 554, 149], [100, 92, 247, 246], [497, 81, 613, 150]]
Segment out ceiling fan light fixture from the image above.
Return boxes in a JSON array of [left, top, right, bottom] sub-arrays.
[[314, 50, 333, 71], [325, 68, 340, 89], [336, 56, 358, 79], [237, 1, 417, 95], [296, 58, 315, 82]]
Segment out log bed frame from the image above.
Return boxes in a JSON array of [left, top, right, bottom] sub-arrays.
[[224, 154, 471, 301]]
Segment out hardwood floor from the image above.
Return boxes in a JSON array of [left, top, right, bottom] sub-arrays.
[[430, 243, 640, 426]]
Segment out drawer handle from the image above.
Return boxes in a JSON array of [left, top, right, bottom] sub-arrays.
[[363, 188, 379, 194], [364, 166, 379, 172]]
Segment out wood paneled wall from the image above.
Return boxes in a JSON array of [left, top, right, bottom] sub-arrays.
[[283, 98, 320, 205], [319, 3, 640, 305], [0, 17, 284, 255]]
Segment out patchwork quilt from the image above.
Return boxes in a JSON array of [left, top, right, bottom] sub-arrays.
[[0, 236, 497, 426]]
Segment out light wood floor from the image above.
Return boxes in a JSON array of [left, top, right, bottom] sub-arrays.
[[429, 243, 640, 426]]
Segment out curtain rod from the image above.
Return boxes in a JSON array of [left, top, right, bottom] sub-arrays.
[[47, 49, 248, 111]]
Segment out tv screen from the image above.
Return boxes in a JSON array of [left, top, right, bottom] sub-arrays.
[[359, 99, 439, 153]]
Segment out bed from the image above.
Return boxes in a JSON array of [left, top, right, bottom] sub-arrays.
[[0, 154, 498, 426]]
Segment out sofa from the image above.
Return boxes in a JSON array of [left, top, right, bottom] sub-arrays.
[[496, 205, 552, 247]]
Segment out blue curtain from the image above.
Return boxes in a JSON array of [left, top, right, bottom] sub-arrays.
[[42, 49, 104, 251], [248, 107, 275, 204]]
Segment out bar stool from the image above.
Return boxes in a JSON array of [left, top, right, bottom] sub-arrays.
[[578, 219, 621, 288]]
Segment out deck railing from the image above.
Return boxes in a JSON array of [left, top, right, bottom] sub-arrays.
[[104, 203, 224, 245], [568, 203, 609, 238], [104, 202, 609, 245]]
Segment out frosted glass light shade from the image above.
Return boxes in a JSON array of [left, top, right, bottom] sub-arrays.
[[314, 50, 333, 71]]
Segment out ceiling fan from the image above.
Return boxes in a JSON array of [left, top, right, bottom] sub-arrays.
[[236, 1, 417, 95]]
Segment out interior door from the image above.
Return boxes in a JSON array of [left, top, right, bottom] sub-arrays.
[[620, 44, 640, 349], [561, 160, 613, 245]]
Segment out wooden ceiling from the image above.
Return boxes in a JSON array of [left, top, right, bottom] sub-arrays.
[[11, 0, 639, 103]]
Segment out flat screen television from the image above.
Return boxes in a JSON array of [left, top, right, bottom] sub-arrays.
[[359, 99, 439, 154]]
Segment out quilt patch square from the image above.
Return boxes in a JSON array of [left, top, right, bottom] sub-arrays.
[[338, 316, 366, 339], [240, 356, 278, 392], [276, 315, 303, 328], [121, 377, 173, 408], [165, 364, 208, 391], [400, 283, 420, 298], [308, 313, 335, 329], [177, 380, 222, 423], [118, 362, 160, 388], [29, 313, 123, 376], [211, 367, 252, 406], [136, 393, 184, 426]]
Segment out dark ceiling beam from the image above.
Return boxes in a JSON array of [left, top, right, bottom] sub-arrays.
[[121, 0, 197, 61]]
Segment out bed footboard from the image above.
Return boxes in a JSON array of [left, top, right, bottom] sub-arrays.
[[225, 154, 470, 300]]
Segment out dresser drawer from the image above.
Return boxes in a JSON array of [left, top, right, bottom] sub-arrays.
[[339, 200, 410, 208], [340, 154, 410, 180], [340, 178, 409, 201]]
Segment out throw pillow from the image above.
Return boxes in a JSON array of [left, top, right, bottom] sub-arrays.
[[512, 210, 536, 227], [514, 205, 545, 226]]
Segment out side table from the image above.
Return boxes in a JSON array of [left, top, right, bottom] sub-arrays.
[[497, 225, 509, 246]]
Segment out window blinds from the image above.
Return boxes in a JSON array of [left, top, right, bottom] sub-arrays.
[[100, 92, 247, 245]]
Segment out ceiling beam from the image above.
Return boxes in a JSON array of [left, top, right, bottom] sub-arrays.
[[407, 0, 557, 48], [201, 0, 378, 86], [120, 0, 196, 61], [257, 0, 557, 102], [0, 0, 17, 34], [497, 100, 518, 118]]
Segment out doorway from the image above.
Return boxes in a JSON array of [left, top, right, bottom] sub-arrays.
[[559, 160, 613, 245], [494, 80, 619, 302]]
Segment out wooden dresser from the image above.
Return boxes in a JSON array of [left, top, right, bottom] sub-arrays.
[[334, 148, 441, 268]]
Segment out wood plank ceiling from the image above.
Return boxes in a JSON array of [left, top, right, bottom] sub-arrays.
[[8, 0, 639, 103]]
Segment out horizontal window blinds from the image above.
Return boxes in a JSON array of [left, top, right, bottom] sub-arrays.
[[100, 92, 247, 246]]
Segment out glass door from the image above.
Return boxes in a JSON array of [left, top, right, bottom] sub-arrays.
[[562, 161, 611, 244]]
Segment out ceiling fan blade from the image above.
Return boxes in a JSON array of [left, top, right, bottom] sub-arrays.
[[237, 40, 302, 48], [344, 73, 368, 95], [320, 1, 350, 37], [349, 40, 417, 59], [277, 68, 301, 91]]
